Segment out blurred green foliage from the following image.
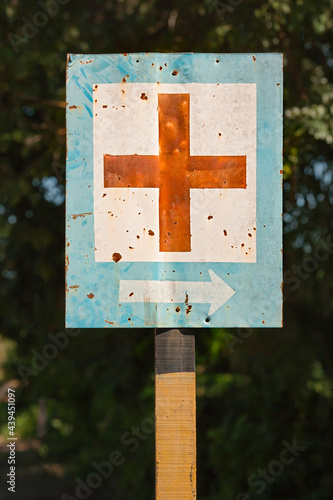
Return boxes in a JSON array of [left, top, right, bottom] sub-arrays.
[[0, 0, 332, 498]]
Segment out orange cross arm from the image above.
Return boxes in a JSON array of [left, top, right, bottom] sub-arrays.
[[104, 154, 159, 188], [187, 156, 246, 189]]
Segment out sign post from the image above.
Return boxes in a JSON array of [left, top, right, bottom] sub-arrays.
[[66, 52, 283, 498], [155, 329, 196, 498]]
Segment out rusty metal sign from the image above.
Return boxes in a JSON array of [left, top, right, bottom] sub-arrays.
[[66, 53, 283, 328]]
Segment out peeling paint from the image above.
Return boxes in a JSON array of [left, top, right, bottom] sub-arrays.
[[112, 252, 122, 262], [71, 212, 92, 220]]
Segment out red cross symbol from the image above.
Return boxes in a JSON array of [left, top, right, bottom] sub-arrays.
[[104, 94, 246, 252]]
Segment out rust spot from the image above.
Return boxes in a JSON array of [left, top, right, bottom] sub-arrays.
[[128, 317, 131, 321], [241, 243, 245, 247], [218, 132, 222, 137], [121, 90, 125, 94], [123, 53, 128, 56], [252, 55, 256, 61], [69, 105, 77, 109], [152, 63, 154, 66], [175, 307, 180, 312], [253, 227, 256, 231], [279, 169, 283, 174], [72, 212, 93, 220], [165, 63, 167, 66], [112, 252, 122, 262], [262, 320, 265, 324], [105, 320, 114, 325], [129, 246, 134, 249], [185, 293, 189, 305], [69, 285, 79, 289], [80, 60, 93, 64], [223, 229, 227, 236], [159, 66, 163, 70], [136, 235, 140, 239], [277, 83, 280, 86], [122, 77, 126, 83], [129, 292, 134, 297], [103, 105, 108, 108], [172, 70, 178, 76], [95, 85, 98, 89], [140, 92, 148, 100], [87, 293, 94, 299], [208, 215, 213, 220], [102, 193, 106, 197], [148, 229, 155, 236], [263, 225, 266, 227], [186, 305, 192, 314], [248, 233, 252, 237], [216, 59, 220, 63]]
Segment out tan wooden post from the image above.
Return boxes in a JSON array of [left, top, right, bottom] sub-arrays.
[[155, 329, 196, 499]]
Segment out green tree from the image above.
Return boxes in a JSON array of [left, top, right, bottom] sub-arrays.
[[0, 0, 332, 498]]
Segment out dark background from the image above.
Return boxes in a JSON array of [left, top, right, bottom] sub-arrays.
[[0, 0, 333, 498]]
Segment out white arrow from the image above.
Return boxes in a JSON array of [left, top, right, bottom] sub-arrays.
[[119, 270, 235, 316]]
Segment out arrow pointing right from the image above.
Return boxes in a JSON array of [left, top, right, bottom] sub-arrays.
[[119, 269, 235, 316]]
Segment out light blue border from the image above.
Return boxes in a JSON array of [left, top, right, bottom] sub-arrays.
[[66, 53, 283, 328]]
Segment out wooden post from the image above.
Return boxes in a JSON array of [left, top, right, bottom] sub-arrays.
[[155, 328, 196, 499]]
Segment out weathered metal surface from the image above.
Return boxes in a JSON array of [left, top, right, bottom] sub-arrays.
[[66, 53, 283, 328]]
